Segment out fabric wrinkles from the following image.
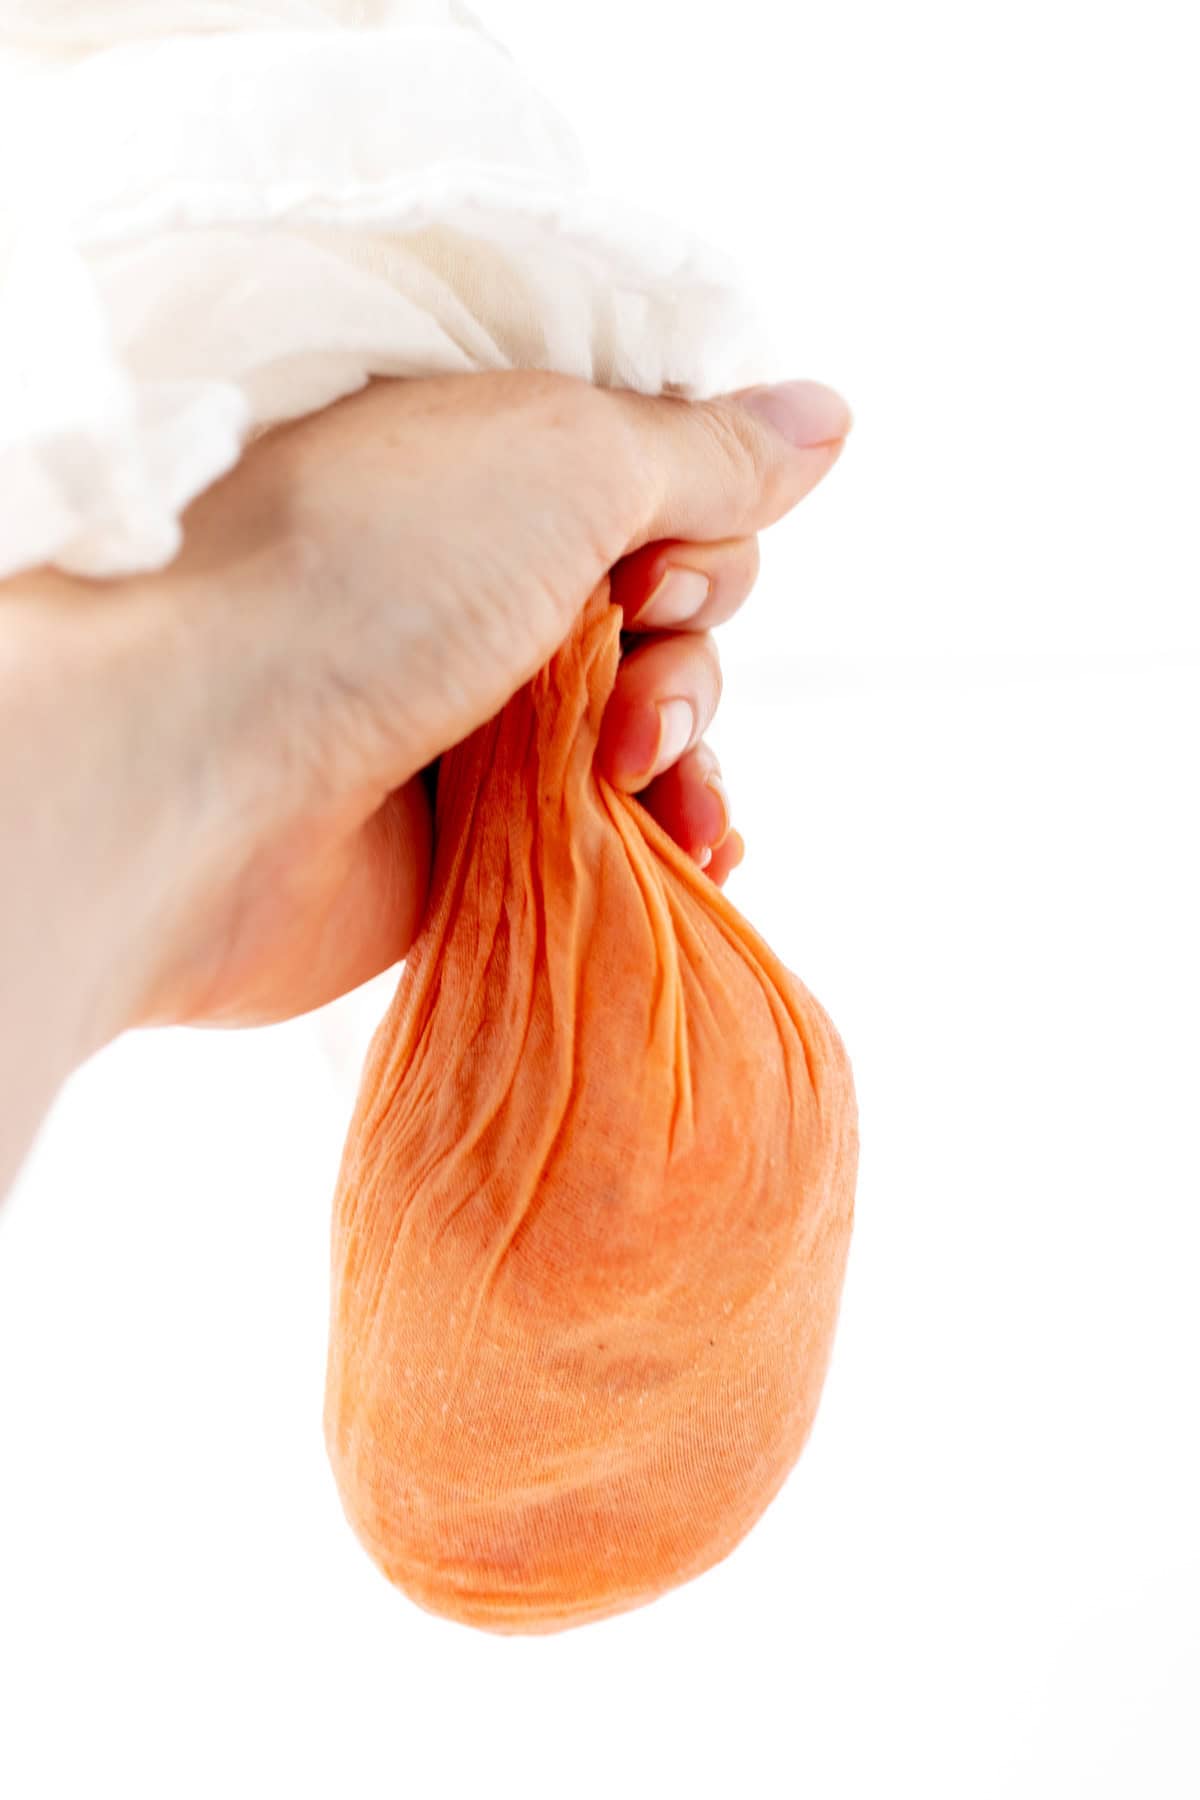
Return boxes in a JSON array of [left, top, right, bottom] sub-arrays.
[[325, 591, 858, 1632], [0, 0, 771, 579]]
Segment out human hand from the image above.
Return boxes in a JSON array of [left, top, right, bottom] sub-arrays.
[[8, 369, 850, 1044]]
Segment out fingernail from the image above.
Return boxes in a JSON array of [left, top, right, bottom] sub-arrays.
[[653, 697, 695, 775], [704, 772, 732, 848], [732, 379, 853, 448], [635, 567, 711, 628]]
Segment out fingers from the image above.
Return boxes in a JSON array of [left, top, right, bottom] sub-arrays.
[[639, 743, 744, 888], [595, 631, 745, 885], [596, 631, 722, 793], [609, 377, 852, 555], [610, 533, 760, 634], [705, 829, 745, 887], [597, 374, 845, 886], [639, 739, 726, 856]]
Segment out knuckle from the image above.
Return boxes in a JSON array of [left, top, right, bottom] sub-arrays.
[[528, 375, 639, 557], [525, 367, 595, 423], [701, 402, 775, 499], [604, 387, 678, 542]]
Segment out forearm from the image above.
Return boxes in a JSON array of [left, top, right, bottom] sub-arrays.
[[0, 571, 206, 1194]]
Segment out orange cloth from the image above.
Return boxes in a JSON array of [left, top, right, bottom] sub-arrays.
[[325, 584, 858, 1632]]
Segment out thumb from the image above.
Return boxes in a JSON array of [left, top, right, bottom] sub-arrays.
[[614, 378, 853, 553]]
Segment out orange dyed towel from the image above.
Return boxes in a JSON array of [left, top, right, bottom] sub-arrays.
[[325, 583, 858, 1632]]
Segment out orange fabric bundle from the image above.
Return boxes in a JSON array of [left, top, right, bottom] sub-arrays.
[[325, 584, 858, 1632]]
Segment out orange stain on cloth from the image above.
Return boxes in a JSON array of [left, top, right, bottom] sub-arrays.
[[325, 583, 858, 1633]]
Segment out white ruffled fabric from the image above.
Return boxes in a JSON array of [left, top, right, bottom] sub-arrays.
[[0, 0, 770, 579]]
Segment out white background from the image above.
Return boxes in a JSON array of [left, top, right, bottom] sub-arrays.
[[2, 2, 1198, 1796]]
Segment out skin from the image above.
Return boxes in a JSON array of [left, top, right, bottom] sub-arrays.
[[0, 369, 850, 1198]]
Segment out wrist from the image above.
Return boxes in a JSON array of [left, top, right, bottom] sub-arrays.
[[0, 569, 238, 1054]]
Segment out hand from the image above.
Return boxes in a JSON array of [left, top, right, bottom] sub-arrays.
[[4, 368, 850, 1046]]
